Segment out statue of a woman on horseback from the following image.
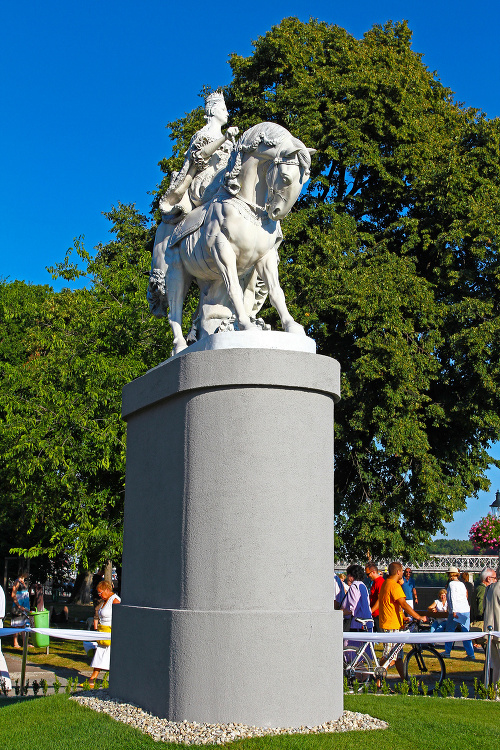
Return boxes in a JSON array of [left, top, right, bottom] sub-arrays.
[[148, 94, 315, 355]]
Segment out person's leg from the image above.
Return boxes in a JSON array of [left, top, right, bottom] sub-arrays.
[[443, 614, 455, 657], [457, 613, 475, 658], [88, 668, 100, 687], [394, 657, 405, 680]]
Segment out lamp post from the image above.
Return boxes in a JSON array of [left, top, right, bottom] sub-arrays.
[[490, 490, 500, 518], [490, 490, 500, 574]]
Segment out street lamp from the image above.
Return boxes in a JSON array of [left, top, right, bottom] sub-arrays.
[[490, 490, 500, 518]]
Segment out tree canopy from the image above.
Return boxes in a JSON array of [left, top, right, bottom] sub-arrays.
[[0, 206, 171, 573], [162, 17, 500, 559], [1, 17, 500, 567]]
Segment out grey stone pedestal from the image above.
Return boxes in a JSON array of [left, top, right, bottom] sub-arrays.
[[110, 345, 343, 727]]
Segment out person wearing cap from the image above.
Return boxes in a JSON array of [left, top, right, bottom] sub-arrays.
[[443, 566, 475, 659]]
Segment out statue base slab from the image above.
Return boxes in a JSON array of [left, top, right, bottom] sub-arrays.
[[110, 347, 343, 726], [173, 330, 316, 357]]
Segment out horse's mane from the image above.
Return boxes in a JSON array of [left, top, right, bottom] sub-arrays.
[[238, 122, 291, 152], [225, 122, 310, 196]]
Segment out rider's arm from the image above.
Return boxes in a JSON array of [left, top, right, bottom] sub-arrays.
[[398, 597, 427, 622], [198, 127, 239, 161]]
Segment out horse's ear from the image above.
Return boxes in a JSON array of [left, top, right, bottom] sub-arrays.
[[308, 148, 317, 156]]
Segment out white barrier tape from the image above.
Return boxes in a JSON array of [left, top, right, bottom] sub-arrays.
[[2, 627, 498, 646], [345, 630, 500, 644], [0, 627, 111, 642]]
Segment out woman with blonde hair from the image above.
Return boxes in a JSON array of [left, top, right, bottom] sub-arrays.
[[428, 588, 448, 633], [88, 580, 120, 688]]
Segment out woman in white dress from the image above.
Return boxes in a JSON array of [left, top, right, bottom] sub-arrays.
[[89, 580, 120, 687]]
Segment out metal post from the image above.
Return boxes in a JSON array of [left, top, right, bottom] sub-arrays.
[[20, 627, 28, 695], [484, 625, 493, 689]]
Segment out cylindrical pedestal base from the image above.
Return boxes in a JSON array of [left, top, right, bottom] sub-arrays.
[[111, 605, 343, 727], [110, 345, 342, 726]]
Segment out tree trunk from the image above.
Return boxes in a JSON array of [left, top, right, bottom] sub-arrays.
[[103, 560, 113, 585], [71, 570, 93, 604]]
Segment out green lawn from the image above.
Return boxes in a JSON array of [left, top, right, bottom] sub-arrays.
[[0, 693, 499, 750]]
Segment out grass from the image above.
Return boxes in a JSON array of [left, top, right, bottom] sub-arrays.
[[0, 692, 499, 750]]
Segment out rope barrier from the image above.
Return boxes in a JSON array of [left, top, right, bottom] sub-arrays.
[[344, 630, 500, 644], [0, 627, 110, 642]]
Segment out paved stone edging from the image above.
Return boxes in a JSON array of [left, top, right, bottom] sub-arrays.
[[72, 690, 388, 744]]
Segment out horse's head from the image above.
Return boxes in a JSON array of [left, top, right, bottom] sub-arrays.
[[265, 138, 315, 221], [224, 123, 315, 219]]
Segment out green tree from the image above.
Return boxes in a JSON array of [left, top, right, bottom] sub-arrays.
[[425, 539, 475, 555], [0, 205, 171, 573], [161, 18, 500, 559], [3, 18, 500, 568], [0, 281, 57, 568]]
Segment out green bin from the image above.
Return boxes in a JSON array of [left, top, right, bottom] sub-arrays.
[[30, 609, 50, 648]]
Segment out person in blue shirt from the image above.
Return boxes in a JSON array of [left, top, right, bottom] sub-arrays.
[[11, 573, 31, 649], [401, 567, 418, 609]]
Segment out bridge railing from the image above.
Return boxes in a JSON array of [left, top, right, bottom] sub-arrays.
[[336, 554, 499, 573]]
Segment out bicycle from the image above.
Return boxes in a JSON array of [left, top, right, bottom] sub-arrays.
[[343, 619, 446, 692]]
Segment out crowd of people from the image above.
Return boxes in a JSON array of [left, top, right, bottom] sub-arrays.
[[335, 561, 500, 681], [0, 572, 121, 692]]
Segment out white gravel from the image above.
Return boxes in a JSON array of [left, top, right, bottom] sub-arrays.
[[72, 690, 388, 744]]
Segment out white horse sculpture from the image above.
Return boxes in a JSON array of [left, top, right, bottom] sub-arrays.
[[148, 122, 315, 355]]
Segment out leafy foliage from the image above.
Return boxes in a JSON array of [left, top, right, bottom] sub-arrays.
[[2, 17, 500, 567], [425, 538, 475, 555], [218, 17, 500, 559], [0, 205, 170, 568]]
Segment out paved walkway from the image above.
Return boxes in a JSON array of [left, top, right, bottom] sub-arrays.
[[3, 652, 92, 692]]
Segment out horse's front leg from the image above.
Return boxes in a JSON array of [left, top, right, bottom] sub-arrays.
[[147, 221, 172, 318], [210, 232, 254, 331], [255, 247, 305, 335]]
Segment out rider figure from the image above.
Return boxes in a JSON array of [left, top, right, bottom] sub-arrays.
[[159, 91, 239, 223], [148, 91, 238, 317]]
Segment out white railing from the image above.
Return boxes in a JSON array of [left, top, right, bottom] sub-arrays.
[[336, 554, 499, 573]]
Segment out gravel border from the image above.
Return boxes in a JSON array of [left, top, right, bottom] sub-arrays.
[[72, 690, 388, 744]]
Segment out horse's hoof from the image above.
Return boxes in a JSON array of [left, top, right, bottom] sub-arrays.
[[285, 322, 306, 336], [172, 340, 188, 356]]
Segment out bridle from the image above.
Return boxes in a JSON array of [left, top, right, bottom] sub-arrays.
[[265, 147, 302, 209]]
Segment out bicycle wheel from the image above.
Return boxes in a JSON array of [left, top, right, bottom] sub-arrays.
[[404, 646, 445, 692], [343, 648, 373, 685]]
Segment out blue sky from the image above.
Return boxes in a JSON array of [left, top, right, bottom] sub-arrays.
[[1, 1, 499, 538]]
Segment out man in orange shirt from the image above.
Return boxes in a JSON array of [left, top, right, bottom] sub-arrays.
[[379, 561, 427, 679]]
